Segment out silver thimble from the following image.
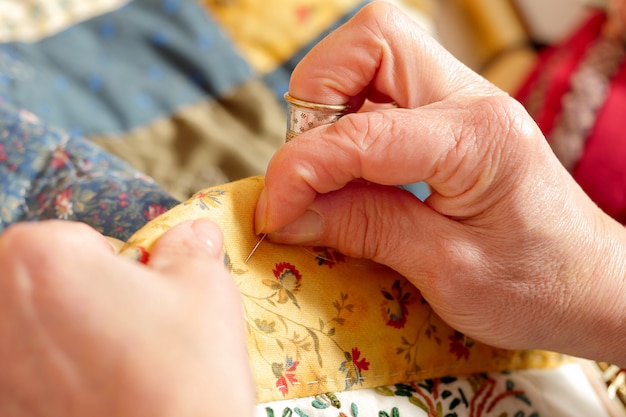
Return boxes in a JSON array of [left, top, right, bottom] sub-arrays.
[[284, 92, 349, 142]]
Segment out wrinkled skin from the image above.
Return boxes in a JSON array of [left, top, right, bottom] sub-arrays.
[[0, 220, 254, 417], [256, 1, 626, 365]]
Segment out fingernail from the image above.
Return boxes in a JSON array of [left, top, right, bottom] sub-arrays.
[[254, 189, 268, 235], [269, 210, 324, 244], [191, 219, 223, 259]]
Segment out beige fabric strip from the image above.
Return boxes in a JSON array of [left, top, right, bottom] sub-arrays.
[[90, 80, 287, 201]]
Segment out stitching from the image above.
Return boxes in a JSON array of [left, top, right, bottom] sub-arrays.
[[256, 354, 563, 394]]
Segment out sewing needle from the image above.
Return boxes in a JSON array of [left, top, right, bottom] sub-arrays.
[[243, 94, 348, 264], [244, 233, 267, 264]]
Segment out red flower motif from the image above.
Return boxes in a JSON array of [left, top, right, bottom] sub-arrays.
[[273, 356, 299, 396], [380, 280, 416, 329], [266, 262, 302, 307], [144, 204, 168, 221], [448, 331, 471, 360], [54, 188, 73, 219], [295, 5, 311, 23], [78, 158, 92, 171], [50, 146, 70, 168], [126, 246, 150, 264], [339, 347, 370, 389], [351, 347, 370, 372], [312, 246, 346, 268]]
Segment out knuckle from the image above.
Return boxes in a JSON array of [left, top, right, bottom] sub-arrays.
[[329, 111, 394, 166], [330, 184, 400, 262], [468, 95, 528, 143]]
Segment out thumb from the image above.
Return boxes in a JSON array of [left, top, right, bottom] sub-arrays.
[[148, 219, 226, 280], [266, 181, 458, 276]]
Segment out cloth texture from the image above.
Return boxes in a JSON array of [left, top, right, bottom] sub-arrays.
[[0, 0, 368, 199], [0, 2, 619, 415], [120, 176, 563, 404], [0, 101, 178, 240], [516, 10, 626, 224]]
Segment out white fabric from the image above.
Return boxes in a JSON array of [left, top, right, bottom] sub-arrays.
[[256, 362, 613, 416]]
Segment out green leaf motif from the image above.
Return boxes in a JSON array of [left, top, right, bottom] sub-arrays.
[[287, 290, 300, 309], [306, 328, 323, 367], [506, 379, 515, 391], [271, 362, 283, 378], [409, 396, 429, 413], [255, 319, 276, 334], [449, 398, 460, 410], [382, 290, 394, 301], [515, 393, 532, 406], [374, 386, 395, 396]]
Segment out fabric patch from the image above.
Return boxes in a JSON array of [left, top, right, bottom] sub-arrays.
[[256, 363, 610, 416], [203, 0, 367, 73], [0, 0, 131, 43], [260, 2, 365, 101], [90, 80, 286, 200], [120, 176, 563, 403], [0, 100, 178, 240], [0, 0, 252, 136]]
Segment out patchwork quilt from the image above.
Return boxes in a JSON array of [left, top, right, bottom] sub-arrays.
[[0, 0, 367, 239], [0, 1, 620, 416]]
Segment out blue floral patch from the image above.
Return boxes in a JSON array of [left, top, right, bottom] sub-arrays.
[[0, 101, 179, 240]]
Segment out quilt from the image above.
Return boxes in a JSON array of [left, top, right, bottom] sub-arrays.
[[0, 1, 621, 416]]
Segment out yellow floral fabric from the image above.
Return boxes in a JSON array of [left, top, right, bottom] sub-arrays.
[[120, 176, 563, 403]]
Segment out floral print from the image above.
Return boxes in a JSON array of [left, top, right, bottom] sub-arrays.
[[312, 246, 346, 268], [339, 348, 370, 389], [258, 366, 559, 416], [380, 279, 417, 329], [120, 176, 565, 404], [449, 331, 473, 361], [273, 356, 300, 396], [268, 262, 303, 307], [0, 101, 179, 240]]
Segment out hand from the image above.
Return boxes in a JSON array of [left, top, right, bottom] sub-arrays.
[[0, 220, 254, 417], [255, 1, 626, 364]]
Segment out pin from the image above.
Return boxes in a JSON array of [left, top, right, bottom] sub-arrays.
[[244, 233, 267, 264]]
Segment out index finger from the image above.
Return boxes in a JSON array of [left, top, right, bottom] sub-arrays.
[[288, 1, 493, 109]]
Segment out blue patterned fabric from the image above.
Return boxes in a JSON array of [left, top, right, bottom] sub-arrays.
[[0, 101, 178, 240], [0, 0, 252, 136], [0, 0, 370, 238]]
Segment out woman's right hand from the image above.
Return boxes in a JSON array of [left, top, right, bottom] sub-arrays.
[[256, 1, 626, 365]]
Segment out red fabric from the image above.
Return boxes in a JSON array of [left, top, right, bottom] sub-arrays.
[[515, 11, 606, 136], [574, 63, 626, 223], [515, 11, 626, 223]]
